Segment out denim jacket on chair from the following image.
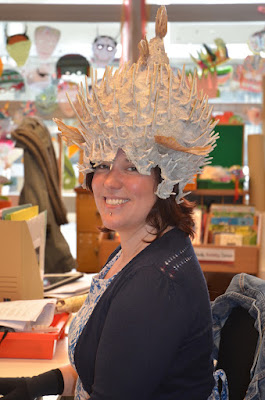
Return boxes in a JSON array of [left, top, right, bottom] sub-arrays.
[[211, 273, 265, 399]]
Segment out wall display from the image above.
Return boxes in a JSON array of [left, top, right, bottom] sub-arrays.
[[34, 26, 61, 60]]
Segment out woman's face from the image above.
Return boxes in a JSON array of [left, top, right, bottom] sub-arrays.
[[92, 149, 157, 235]]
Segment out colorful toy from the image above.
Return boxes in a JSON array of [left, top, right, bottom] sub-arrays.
[[191, 38, 229, 71]]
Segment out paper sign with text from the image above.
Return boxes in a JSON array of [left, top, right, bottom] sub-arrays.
[[194, 247, 235, 263]]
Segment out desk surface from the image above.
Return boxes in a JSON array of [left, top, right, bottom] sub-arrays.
[[0, 336, 69, 378]]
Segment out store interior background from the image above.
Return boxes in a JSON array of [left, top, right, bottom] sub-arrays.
[[0, 0, 264, 273]]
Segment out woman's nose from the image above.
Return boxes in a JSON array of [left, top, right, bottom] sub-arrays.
[[103, 168, 123, 190]]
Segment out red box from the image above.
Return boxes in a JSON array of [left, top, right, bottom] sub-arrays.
[[0, 312, 70, 360]]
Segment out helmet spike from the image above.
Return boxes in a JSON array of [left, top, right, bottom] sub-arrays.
[[180, 65, 186, 89], [65, 92, 88, 132], [93, 90, 107, 119], [155, 5, 167, 39], [132, 63, 137, 104], [85, 75, 90, 101], [167, 68, 172, 120], [189, 99, 198, 120], [152, 89, 159, 128]]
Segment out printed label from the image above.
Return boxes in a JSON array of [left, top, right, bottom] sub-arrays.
[[194, 247, 235, 262]]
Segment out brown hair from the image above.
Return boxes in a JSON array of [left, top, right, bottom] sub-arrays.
[[85, 166, 195, 240]]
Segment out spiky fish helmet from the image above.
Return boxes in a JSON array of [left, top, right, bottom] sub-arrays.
[[54, 6, 218, 203]]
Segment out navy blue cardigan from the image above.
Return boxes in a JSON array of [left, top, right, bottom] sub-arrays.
[[74, 227, 214, 400]]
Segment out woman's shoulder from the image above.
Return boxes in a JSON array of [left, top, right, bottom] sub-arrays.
[[140, 227, 200, 279]]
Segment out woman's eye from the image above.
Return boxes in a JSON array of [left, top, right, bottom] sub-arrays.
[[127, 166, 138, 172], [94, 163, 110, 171]]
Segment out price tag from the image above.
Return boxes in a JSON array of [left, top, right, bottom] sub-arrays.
[[194, 247, 235, 263]]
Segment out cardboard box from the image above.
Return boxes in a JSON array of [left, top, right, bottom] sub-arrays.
[[0, 313, 69, 359], [0, 212, 46, 301]]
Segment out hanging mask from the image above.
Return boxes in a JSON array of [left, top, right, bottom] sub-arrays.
[[35, 26, 61, 60], [92, 35, 117, 67], [56, 54, 90, 78], [0, 69, 25, 93], [5, 25, 31, 67], [248, 29, 265, 54], [25, 64, 52, 94]]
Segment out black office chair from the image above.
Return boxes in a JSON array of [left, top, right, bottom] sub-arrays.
[[216, 306, 258, 400]]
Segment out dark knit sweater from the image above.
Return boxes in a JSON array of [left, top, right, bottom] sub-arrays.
[[74, 227, 214, 399]]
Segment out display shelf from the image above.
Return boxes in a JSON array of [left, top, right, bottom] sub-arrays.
[[194, 188, 248, 197], [190, 188, 249, 207]]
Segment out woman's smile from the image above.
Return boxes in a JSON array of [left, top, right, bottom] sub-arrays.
[[105, 197, 130, 206]]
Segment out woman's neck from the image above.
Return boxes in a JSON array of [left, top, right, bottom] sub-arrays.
[[118, 225, 173, 266], [104, 226, 173, 280], [118, 227, 155, 266]]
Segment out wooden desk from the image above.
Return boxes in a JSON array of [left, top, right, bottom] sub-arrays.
[[0, 336, 69, 377]]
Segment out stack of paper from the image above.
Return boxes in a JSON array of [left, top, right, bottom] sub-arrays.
[[44, 273, 96, 299], [0, 299, 57, 331], [0, 204, 38, 220]]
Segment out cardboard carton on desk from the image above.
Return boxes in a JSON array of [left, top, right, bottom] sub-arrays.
[[0, 313, 69, 359], [0, 212, 46, 301]]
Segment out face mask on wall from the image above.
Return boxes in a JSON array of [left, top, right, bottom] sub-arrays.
[[5, 24, 31, 67], [34, 26, 61, 60], [92, 35, 117, 67]]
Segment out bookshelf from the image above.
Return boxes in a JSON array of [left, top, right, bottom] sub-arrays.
[[192, 189, 249, 206]]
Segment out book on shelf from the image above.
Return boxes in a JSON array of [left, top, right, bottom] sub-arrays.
[[192, 207, 202, 245], [207, 204, 259, 246], [191, 206, 208, 245]]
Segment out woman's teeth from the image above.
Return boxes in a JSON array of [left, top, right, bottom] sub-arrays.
[[105, 198, 128, 205]]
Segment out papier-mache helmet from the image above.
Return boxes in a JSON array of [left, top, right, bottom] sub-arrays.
[[54, 6, 218, 203]]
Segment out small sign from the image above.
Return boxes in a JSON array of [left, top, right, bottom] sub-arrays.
[[194, 247, 235, 263]]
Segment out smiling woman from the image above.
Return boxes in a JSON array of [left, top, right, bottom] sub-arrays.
[[0, 6, 217, 400]]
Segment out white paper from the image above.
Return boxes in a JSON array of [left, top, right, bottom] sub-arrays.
[[44, 273, 96, 298], [0, 298, 56, 331], [26, 211, 47, 279]]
